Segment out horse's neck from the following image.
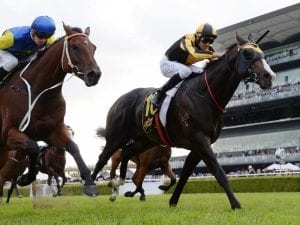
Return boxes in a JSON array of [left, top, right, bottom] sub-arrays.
[[26, 40, 66, 92], [195, 56, 240, 110]]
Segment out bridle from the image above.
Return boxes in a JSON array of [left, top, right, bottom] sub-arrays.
[[204, 42, 264, 113], [61, 33, 89, 75], [18, 32, 89, 132]]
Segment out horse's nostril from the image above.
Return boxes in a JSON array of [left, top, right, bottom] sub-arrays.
[[264, 73, 271, 80], [87, 71, 100, 80]]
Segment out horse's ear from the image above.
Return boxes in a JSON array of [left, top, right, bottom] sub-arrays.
[[235, 32, 247, 46], [248, 33, 255, 43], [62, 22, 72, 36], [84, 27, 90, 36]]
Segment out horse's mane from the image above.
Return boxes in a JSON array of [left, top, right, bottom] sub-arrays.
[[206, 43, 237, 69]]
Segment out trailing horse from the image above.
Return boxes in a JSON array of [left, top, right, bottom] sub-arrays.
[[92, 34, 276, 209], [0, 23, 101, 196], [0, 150, 28, 203], [1, 145, 67, 203], [104, 145, 176, 201], [38, 146, 67, 197]]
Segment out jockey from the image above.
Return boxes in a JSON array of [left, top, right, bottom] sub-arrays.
[[151, 22, 224, 106], [0, 16, 56, 80]]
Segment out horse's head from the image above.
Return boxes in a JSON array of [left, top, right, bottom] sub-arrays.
[[62, 23, 101, 86], [234, 33, 276, 89]]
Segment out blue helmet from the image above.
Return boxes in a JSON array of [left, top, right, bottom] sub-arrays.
[[31, 16, 56, 37]]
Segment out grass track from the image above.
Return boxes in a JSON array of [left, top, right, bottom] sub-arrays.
[[0, 193, 299, 225]]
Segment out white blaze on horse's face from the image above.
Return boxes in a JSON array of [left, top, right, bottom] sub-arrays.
[[261, 59, 276, 80], [244, 43, 276, 80]]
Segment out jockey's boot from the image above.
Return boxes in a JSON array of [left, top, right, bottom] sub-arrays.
[[151, 74, 182, 107], [0, 67, 8, 82], [17, 141, 40, 186]]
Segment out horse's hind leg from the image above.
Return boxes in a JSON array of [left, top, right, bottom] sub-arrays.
[[125, 166, 147, 201], [91, 143, 121, 181], [53, 174, 61, 196], [169, 151, 201, 207], [159, 162, 176, 191], [6, 180, 18, 204], [113, 140, 153, 187]]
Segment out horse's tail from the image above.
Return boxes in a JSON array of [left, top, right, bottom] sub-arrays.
[[96, 127, 106, 138]]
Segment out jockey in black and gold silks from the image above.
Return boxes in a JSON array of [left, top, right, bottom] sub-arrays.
[[151, 22, 224, 107]]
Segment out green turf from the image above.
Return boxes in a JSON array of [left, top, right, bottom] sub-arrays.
[[0, 193, 299, 225]]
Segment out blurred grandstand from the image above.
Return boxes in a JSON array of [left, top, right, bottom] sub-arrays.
[[168, 3, 300, 176]]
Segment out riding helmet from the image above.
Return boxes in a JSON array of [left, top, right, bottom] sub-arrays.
[[196, 23, 217, 38], [31, 16, 56, 37]]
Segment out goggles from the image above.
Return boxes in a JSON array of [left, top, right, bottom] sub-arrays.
[[200, 36, 215, 44], [34, 31, 51, 39]]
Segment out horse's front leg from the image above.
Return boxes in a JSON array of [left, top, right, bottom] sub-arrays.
[[201, 144, 241, 209], [6, 128, 39, 187], [65, 139, 98, 196]]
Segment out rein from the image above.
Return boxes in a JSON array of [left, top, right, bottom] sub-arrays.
[[18, 32, 87, 132], [10, 155, 29, 163], [204, 71, 225, 113]]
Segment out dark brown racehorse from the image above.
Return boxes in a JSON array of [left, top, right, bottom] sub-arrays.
[[92, 34, 276, 209], [39, 146, 67, 197], [106, 145, 176, 201], [0, 23, 101, 196]]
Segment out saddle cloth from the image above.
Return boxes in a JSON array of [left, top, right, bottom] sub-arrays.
[[142, 81, 183, 146]]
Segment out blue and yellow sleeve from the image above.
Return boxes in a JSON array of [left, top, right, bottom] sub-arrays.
[[46, 35, 56, 46], [0, 31, 14, 50]]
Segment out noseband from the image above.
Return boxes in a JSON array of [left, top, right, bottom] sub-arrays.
[[61, 33, 89, 75]]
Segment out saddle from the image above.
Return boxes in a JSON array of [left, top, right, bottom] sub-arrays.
[[142, 91, 174, 146]]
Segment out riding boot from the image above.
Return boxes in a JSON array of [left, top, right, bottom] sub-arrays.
[[0, 67, 8, 82], [151, 73, 182, 107], [17, 141, 40, 186]]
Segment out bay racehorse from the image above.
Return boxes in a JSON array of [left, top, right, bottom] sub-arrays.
[[0, 23, 101, 196], [39, 146, 67, 197], [92, 34, 276, 209], [1, 146, 67, 203], [0, 150, 28, 203], [104, 144, 176, 201]]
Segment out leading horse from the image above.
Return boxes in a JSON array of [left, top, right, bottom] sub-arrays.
[[92, 34, 276, 209], [0, 23, 101, 196]]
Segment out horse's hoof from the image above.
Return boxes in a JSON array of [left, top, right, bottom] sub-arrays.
[[231, 201, 242, 210], [158, 185, 168, 191], [83, 184, 99, 197], [124, 191, 134, 197], [17, 174, 36, 186], [17, 195, 23, 198], [169, 203, 177, 208], [140, 196, 146, 201], [109, 195, 117, 202]]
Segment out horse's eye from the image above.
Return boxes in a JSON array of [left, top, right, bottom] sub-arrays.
[[71, 45, 79, 51], [243, 50, 254, 60]]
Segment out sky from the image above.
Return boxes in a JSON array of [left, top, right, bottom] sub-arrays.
[[1, 0, 299, 167]]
